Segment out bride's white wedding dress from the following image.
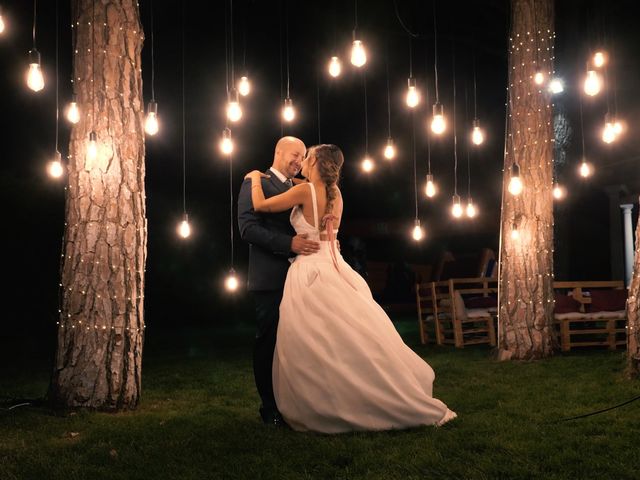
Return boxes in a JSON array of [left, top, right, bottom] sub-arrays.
[[273, 183, 456, 433]]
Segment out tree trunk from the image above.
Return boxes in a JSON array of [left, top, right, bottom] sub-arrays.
[[626, 198, 640, 378], [497, 0, 556, 360], [49, 0, 146, 409]]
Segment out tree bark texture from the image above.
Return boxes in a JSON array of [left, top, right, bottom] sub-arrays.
[[49, 0, 146, 409], [498, 0, 556, 360], [626, 198, 639, 378]]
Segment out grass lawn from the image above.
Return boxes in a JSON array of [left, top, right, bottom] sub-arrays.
[[1, 318, 639, 479]]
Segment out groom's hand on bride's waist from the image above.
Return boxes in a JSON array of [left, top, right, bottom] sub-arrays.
[[291, 234, 320, 256]]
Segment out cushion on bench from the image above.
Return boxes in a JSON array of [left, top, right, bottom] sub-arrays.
[[589, 289, 627, 312], [554, 293, 581, 314]]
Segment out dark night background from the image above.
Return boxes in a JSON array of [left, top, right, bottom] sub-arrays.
[[0, 0, 638, 351]]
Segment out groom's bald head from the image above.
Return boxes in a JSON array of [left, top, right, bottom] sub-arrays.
[[272, 136, 306, 179]]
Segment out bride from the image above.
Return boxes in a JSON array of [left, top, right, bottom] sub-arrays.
[[244, 143, 456, 433]]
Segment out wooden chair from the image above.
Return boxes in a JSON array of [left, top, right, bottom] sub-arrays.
[[416, 277, 497, 348], [415, 282, 442, 345]]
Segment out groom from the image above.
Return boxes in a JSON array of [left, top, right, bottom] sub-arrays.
[[237, 136, 320, 426]]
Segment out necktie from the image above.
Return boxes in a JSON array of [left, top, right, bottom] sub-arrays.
[[285, 179, 293, 187]]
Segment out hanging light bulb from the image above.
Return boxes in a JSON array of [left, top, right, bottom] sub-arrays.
[[226, 88, 242, 122], [383, 138, 396, 160], [47, 151, 64, 179], [86, 131, 98, 161], [361, 156, 374, 173], [145, 100, 159, 135], [350, 38, 367, 67], [507, 163, 523, 195], [430, 103, 446, 135], [466, 198, 477, 218], [548, 78, 564, 94], [219, 127, 234, 155], [425, 174, 437, 198], [282, 97, 295, 122], [412, 219, 424, 241], [511, 223, 520, 241], [579, 160, 592, 178], [552, 183, 566, 200], [471, 119, 484, 145], [405, 77, 420, 108], [0, 7, 5, 35], [533, 67, 545, 86], [583, 70, 602, 96], [238, 76, 251, 96], [27, 48, 45, 92], [225, 268, 239, 292], [451, 194, 463, 218], [177, 214, 191, 239], [593, 51, 606, 68], [602, 113, 616, 144], [66, 95, 80, 124], [328, 56, 342, 77]]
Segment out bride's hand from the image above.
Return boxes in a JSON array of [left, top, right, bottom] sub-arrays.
[[244, 170, 271, 181]]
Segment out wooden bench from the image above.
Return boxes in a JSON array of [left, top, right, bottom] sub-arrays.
[[553, 281, 628, 351], [416, 277, 497, 348]]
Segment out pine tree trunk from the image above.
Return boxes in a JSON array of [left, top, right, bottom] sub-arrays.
[[497, 0, 556, 360], [49, 0, 146, 409], [626, 198, 640, 377]]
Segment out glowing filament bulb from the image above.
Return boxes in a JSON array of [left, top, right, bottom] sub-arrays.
[[471, 119, 484, 145], [66, 96, 80, 124], [225, 269, 239, 291], [383, 138, 396, 160], [593, 51, 606, 68], [238, 76, 251, 96], [361, 156, 374, 173], [508, 164, 523, 195], [48, 151, 64, 179], [328, 56, 342, 77], [86, 131, 98, 161], [351, 39, 366, 67], [219, 127, 234, 155], [412, 219, 424, 241], [602, 122, 616, 144], [425, 174, 437, 198], [511, 225, 520, 241], [451, 194, 463, 218], [533, 68, 545, 85], [548, 78, 564, 94], [0, 10, 5, 34], [552, 183, 566, 200], [226, 89, 242, 122], [583, 70, 602, 96], [282, 98, 295, 122], [405, 78, 420, 108], [431, 103, 446, 135], [466, 200, 477, 218], [178, 216, 191, 239], [27, 49, 45, 92], [145, 100, 159, 135], [579, 161, 592, 178]]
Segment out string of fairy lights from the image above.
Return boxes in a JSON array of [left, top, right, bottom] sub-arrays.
[[2, 0, 632, 292]]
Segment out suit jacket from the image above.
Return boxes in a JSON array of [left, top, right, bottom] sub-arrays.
[[237, 169, 295, 291]]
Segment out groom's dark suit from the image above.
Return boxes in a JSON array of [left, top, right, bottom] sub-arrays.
[[237, 169, 294, 422]]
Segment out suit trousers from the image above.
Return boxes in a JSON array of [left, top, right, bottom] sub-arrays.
[[251, 289, 284, 416]]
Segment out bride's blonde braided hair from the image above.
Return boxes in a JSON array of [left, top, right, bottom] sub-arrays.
[[312, 144, 344, 229]]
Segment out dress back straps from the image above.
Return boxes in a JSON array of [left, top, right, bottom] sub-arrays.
[[308, 182, 320, 229]]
